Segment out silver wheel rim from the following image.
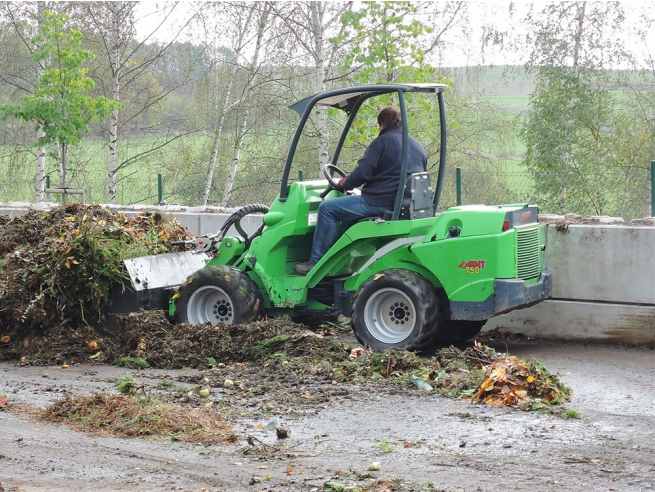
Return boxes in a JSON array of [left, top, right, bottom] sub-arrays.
[[363, 287, 416, 344], [187, 285, 234, 325]]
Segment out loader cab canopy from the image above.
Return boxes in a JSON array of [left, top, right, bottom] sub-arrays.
[[280, 83, 449, 219]]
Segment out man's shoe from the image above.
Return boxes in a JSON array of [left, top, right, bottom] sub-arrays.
[[294, 262, 315, 275]]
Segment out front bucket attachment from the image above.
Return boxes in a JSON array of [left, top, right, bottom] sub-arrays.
[[103, 251, 211, 334]]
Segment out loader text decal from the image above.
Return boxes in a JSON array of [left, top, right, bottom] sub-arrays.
[[458, 260, 486, 274]]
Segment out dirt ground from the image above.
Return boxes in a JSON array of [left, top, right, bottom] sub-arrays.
[[1, 335, 654, 492]]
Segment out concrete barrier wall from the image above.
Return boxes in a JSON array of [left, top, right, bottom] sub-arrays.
[[485, 222, 655, 346], [2, 203, 654, 345]]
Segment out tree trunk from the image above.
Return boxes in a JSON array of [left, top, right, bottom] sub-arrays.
[[221, 3, 270, 207], [59, 142, 67, 201], [107, 2, 120, 204], [202, 76, 234, 206], [35, 126, 46, 202], [34, 1, 47, 202], [311, 2, 329, 169], [221, 113, 249, 207], [560, 2, 587, 213]]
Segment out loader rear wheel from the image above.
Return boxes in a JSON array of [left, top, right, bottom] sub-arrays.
[[351, 269, 439, 351], [437, 320, 487, 343], [176, 265, 263, 326]]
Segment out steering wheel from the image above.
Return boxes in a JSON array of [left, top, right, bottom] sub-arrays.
[[321, 164, 347, 195]]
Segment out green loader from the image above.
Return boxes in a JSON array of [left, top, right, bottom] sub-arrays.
[[124, 83, 551, 351]]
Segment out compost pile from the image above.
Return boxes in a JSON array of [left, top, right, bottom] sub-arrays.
[[114, 312, 570, 413], [0, 204, 193, 339]]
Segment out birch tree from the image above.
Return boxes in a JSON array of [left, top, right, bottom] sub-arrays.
[[0, 1, 55, 202], [81, 1, 201, 203], [194, 1, 283, 207], [520, 2, 635, 216], [271, 2, 352, 168], [221, 3, 274, 207]]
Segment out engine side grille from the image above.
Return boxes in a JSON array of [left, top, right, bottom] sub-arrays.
[[516, 228, 541, 280]]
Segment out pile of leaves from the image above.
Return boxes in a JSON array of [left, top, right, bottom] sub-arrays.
[[470, 351, 571, 409], [0, 204, 193, 337]]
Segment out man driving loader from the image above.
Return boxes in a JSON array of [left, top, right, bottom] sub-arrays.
[[294, 106, 428, 276]]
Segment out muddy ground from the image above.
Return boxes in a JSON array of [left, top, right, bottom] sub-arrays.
[[0, 334, 653, 492]]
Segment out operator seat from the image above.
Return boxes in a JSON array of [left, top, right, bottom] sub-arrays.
[[398, 172, 434, 219]]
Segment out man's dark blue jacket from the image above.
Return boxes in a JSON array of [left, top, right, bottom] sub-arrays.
[[342, 125, 428, 208]]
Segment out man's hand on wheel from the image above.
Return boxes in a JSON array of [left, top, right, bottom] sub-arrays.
[[338, 177, 347, 186]]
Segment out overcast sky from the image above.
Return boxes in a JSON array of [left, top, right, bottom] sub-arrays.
[[133, 1, 654, 69]]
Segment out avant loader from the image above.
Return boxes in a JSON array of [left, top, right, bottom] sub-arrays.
[[121, 84, 551, 351]]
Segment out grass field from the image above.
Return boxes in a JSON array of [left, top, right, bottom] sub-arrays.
[[0, 136, 213, 205], [0, 127, 538, 210]]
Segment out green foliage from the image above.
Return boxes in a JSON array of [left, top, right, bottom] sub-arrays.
[[330, 2, 451, 148], [520, 2, 652, 219], [522, 68, 651, 218], [0, 12, 121, 147], [333, 1, 436, 84], [116, 373, 139, 395], [562, 409, 580, 419]]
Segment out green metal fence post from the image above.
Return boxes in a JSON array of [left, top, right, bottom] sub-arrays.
[[157, 173, 163, 204], [456, 167, 462, 206], [651, 161, 654, 217], [299, 170, 304, 181]]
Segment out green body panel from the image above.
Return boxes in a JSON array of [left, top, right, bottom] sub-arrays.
[[196, 181, 545, 319]]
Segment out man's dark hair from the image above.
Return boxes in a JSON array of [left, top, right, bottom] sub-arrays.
[[377, 106, 401, 127]]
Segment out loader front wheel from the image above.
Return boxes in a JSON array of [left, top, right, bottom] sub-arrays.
[[176, 266, 263, 326], [351, 269, 439, 351]]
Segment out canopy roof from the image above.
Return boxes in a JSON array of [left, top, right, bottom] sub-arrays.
[[289, 83, 448, 116]]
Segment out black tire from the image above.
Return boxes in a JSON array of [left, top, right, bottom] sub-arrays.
[[437, 320, 487, 343], [351, 269, 440, 351], [176, 265, 263, 326]]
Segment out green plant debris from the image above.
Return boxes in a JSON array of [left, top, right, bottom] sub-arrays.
[[113, 312, 572, 413], [377, 438, 395, 453], [116, 357, 150, 369], [561, 409, 580, 419], [3, 307, 572, 415], [116, 373, 140, 395]]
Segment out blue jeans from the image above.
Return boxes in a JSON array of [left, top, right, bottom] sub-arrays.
[[309, 195, 390, 264]]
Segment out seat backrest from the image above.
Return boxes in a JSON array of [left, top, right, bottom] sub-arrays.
[[399, 172, 434, 219]]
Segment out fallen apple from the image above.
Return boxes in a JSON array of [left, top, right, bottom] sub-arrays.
[[88, 340, 99, 351]]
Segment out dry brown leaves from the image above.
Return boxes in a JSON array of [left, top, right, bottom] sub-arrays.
[[42, 393, 238, 445]]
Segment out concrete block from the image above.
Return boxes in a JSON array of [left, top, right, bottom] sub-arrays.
[[545, 224, 655, 304]]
